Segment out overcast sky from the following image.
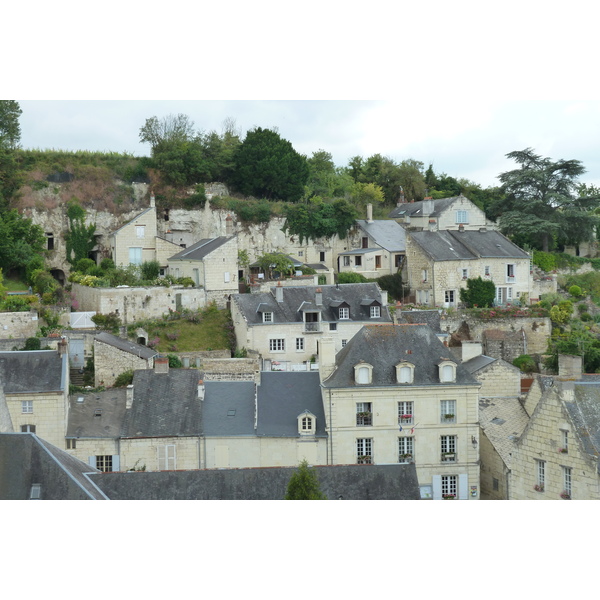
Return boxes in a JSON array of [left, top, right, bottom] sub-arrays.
[[15, 99, 600, 189]]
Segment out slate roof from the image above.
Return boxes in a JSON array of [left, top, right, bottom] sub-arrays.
[[388, 196, 459, 219], [323, 324, 480, 389], [462, 354, 497, 374], [0, 350, 67, 393], [397, 309, 442, 332], [355, 219, 406, 252], [201, 381, 257, 436], [88, 463, 421, 500], [0, 433, 106, 500], [67, 389, 128, 439], [564, 382, 600, 465], [121, 369, 202, 437], [256, 372, 327, 437], [168, 236, 231, 261], [232, 283, 391, 326], [409, 229, 530, 262], [479, 397, 529, 467], [94, 332, 157, 360], [110, 207, 153, 236]]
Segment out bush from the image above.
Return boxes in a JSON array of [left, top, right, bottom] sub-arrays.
[[459, 276, 496, 308], [569, 285, 583, 298], [23, 337, 41, 350], [2, 296, 31, 312], [113, 370, 134, 387], [140, 260, 160, 281], [91, 312, 122, 333], [167, 353, 182, 368], [532, 250, 556, 272], [100, 258, 115, 271], [337, 272, 368, 284], [513, 354, 538, 373], [74, 258, 97, 274], [376, 273, 405, 302]]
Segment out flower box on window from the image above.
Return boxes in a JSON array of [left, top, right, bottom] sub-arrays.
[[357, 455, 372, 464], [444, 413, 455, 419], [560, 490, 571, 500], [441, 452, 456, 462], [442, 494, 456, 500], [534, 484, 544, 492], [558, 447, 568, 454]]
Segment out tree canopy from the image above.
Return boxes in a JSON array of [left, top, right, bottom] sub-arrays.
[[284, 459, 327, 500], [0, 209, 45, 276], [231, 127, 309, 202], [493, 148, 600, 251], [0, 101, 22, 150]]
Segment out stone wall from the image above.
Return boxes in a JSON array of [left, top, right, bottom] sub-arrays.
[[0, 311, 41, 339], [93, 339, 154, 387]]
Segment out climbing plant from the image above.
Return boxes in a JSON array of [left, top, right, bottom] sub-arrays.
[[65, 199, 96, 265]]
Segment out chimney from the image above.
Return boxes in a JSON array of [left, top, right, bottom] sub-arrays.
[[461, 341, 483, 362], [154, 355, 169, 374], [150, 192, 155, 208], [380, 289, 388, 306], [423, 199, 434, 216], [126, 384, 134, 409], [315, 287, 323, 306], [197, 379, 205, 401], [458, 224, 464, 232], [275, 282, 284, 303], [57, 337, 68, 356], [558, 354, 583, 379], [319, 337, 336, 382], [366, 203, 373, 223], [225, 214, 233, 236]]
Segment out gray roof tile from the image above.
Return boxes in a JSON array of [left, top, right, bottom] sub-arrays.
[[169, 236, 232, 261]]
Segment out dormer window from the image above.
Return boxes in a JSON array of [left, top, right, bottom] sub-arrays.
[[354, 362, 373, 385], [438, 360, 457, 383], [339, 307, 349, 320], [396, 362, 414, 384], [263, 312, 273, 323], [370, 305, 381, 318], [455, 210, 469, 224], [298, 411, 316, 435]]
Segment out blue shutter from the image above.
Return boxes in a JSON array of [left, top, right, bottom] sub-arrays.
[[88, 456, 97, 468], [458, 473, 469, 500], [112, 455, 120, 472], [432, 475, 442, 500]]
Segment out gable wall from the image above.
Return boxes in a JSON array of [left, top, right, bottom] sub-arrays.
[[479, 430, 509, 499], [475, 361, 522, 398], [111, 207, 158, 268], [93, 339, 153, 388]]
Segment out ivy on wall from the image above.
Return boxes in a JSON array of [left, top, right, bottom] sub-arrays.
[[65, 199, 96, 265]]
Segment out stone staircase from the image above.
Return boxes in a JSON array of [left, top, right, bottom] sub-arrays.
[[70, 368, 85, 387]]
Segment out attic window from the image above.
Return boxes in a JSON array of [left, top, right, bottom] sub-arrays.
[[94, 409, 102, 417], [299, 413, 316, 435], [396, 362, 414, 384], [30, 484, 41, 500], [339, 307, 349, 320], [439, 361, 457, 383], [354, 362, 373, 385], [77, 396, 85, 403], [227, 410, 236, 417]]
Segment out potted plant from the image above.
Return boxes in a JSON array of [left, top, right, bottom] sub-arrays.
[[558, 447, 568, 454], [560, 490, 571, 500], [442, 493, 456, 499], [534, 484, 544, 492]]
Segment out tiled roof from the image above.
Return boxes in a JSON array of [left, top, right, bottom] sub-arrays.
[[94, 332, 157, 360], [355, 219, 406, 252], [168, 236, 232, 261], [323, 324, 480, 389], [0, 351, 66, 393], [201, 381, 257, 437], [388, 196, 459, 219], [67, 389, 128, 439]]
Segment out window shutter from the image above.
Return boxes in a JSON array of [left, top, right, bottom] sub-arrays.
[[112, 455, 120, 472], [157, 446, 165, 470], [88, 456, 97, 468], [167, 444, 176, 470], [224, 271, 230, 283], [458, 473, 469, 500], [432, 475, 442, 500]]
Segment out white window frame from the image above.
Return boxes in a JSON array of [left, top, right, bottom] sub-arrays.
[[484, 265, 490, 277], [339, 307, 349, 320], [354, 363, 372, 384], [135, 225, 145, 239], [262, 312, 273, 323], [224, 271, 231, 283], [441, 435, 457, 461], [129, 247, 142, 266], [343, 255, 350, 267], [269, 339, 285, 352], [398, 437, 414, 463], [536, 459, 545, 490], [396, 363, 414, 384], [439, 362, 456, 383], [561, 429, 569, 453], [440, 399, 456, 423], [421, 269, 428, 282], [357, 438, 373, 464], [398, 401, 414, 424], [295, 337, 304, 351], [506, 263, 515, 283], [158, 444, 176, 470], [563, 466, 572, 497], [341, 339, 348, 347], [444, 290, 455, 306], [461, 268, 468, 280], [302, 416, 312, 431], [22, 400, 33, 414], [455, 210, 469, 224], [21, 424, 36, 433], [441, 475, 458, 499], [370, 305, 381, 318], [356, 402, 373, 426]]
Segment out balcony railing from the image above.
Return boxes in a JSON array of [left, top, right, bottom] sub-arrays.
[[399, 453, 413, 463], [303, 322, 321, 333], [357, 455, 372, 464], [441, 452, 457, 462], [356, 412, 373, 426]]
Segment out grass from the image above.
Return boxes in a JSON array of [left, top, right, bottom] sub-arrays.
[[3, 277, 29, 292], [132, 305, 234, 353]]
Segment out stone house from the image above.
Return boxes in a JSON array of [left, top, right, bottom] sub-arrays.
[[109, 194, 181, 271], [319, 324, 482, 500], [167, 236, 239, 307], [230, 282, 391, 369], [388, 194, 498, 232], [0, 344, 70, 449], [337, 204, 406, 278], [406, 228, 532, 307], [93, 331, 157, 388]]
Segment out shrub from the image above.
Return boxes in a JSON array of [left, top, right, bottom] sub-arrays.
[[337, 272, 368, 284], [532, 250, 556, 272], [569, 285, 583, 298], [23, 337, 41, 350], [100, 258, 115, 271], [167, 353, 182, 368], [91, 312, 122, 333], [513, 354, 538, 373], [2, 296, 31, 312], [74, 258, 97, 274], [113, 370, 134, 387], [581, 312, 592, 322], [140, 260, 160, 281], [459, 276, 496, 308], [376, 273, 405, 302]]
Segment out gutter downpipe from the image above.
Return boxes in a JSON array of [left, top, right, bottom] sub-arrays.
[[328, 387, 333, 465]]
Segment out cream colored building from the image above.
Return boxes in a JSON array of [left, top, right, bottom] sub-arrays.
[[406, 228, 532, 307], [320, 324, 481, 500], [389, 194, 498, 232], [0, 345, 70, 449], [167, 236, 239, 307]]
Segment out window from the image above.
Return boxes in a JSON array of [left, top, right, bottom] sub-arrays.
[[440, 400, 456, 423], [506, 263, 515, 282], [395, 255, 403, 268], [329, 323, 337, 331], [461, 268, 468, 280], [21, 424, 36, 433], [484, 265, 490, 277], [357, 438, 373, 464], [135, 225, 145, 238], [355, 363, 372, 384], [319, 251, 325, 262], [439, 361, 456, 383], [21, 401, 33, 414], [129, 247, 142, 265], [355, 256, 362, 267], [441, 435, 457, 461], [493, 477, 499, 491], [262, 312, 273, 323], [370, 305, 381, 318], [398, 437, 414, 462], [421, 269, 428, 282], [343, 256, 350, 267], [356, 402, 373, 426], [30, 484, 41, 500], [339, 307, 349, 320], [535, 459, 545, 491], [46, 233, 54, 250], [298, 251, 303, 257], [96, 455, 113, 473], [224, 271, 231, 283], [341, 339, 348, 347], [66, 439, 77, 450], [362, 237, 369, 249], [441, 475, 457, 499], [302, 416, 312, 431], [396, 363, 414, 384], [375, 255, 382, 269], [563, 466, 572, 499], [269, 339, 285, 352], [398, 401, 414, 424], [157, 445, 176, 470], [296, 337, 304, 351], [560, 430, 569, 453], [444, 290, 455, 305], [455, 210, 469, 224]]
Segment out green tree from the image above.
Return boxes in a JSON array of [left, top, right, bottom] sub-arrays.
[[255, 252, 295, 279], [0, 101, 24, 210], [494, 148, 600, 251], [232, 127, 309, 202], [459, 277, 496, 307], [0, 100, 22, 150], [284, 459, 327, 500], [397, 159, 427, 202], [139, 113, 197, 148], [65, 200, 96, 265], [349, 181, 385, 210], [0, 210, 45, 276]]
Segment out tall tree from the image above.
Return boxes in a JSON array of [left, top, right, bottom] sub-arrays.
[[495, 148, 599, 251], [0, 101, 22, 150], [284, 459, 327, 500], [0, 210, 45, 276], [232, 127, 309, 202], [0, 101, 24, 210]]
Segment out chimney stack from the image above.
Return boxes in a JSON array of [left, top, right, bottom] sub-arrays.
[[275, 282, 284, 303], [461, 341, 483, 363], [154, 355, 169, 374], [198, 379, 205, 401], [558, 354, 583, 379], [225, 214, 233, 236], [150, 192, 155, 208], [126, 384, 134, 409], [366, 203, 373, 223], [315, 287, 322, 306], [57, 337, 68, 356], [319, 337, 336, 382]]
